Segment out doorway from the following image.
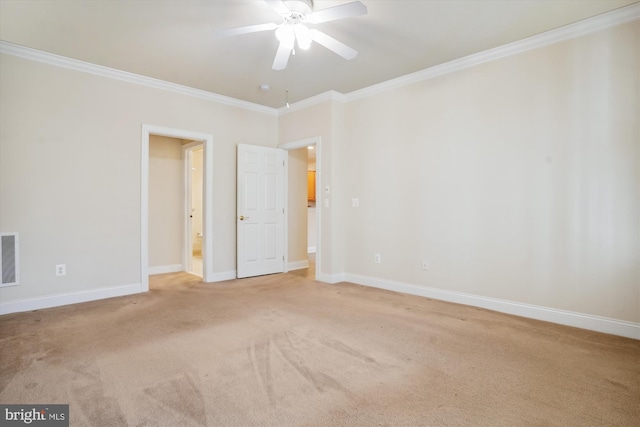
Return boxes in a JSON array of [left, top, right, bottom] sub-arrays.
[[280, 136, 321, 281], [141, 124, 214, 291], [184, 143, 204, 277], [307, 145, 317, 276]]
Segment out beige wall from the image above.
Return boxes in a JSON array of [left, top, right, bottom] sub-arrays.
[[340, 21, 639, 322], [287, 147, 308, 264], [148, 135, 183, 268], [0, 53, 277, 303]]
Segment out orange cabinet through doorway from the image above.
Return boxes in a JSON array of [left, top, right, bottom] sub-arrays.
[[307, 171, 316, 202]]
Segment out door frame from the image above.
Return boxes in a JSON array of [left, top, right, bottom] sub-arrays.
[[141, 124, 214, 291], [183, 141, 204, 275], [279, 136, 321, 281]]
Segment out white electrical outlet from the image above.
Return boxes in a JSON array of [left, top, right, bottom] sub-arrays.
[[56, 264, 66, 276], [352, 198, 359, 208], [422, 259, 429, 270], [374, 253, 381, 264]]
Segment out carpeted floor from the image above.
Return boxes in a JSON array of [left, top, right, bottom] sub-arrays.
[[1, 270, 639, 426]]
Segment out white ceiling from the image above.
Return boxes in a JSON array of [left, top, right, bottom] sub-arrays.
[[0, 0, 637, 108]]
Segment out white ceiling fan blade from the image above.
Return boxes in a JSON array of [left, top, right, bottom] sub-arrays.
[[307, 1, 367, 24], [214, 22, 277, 38], [264, 0, 291, 16], [272, 41, 293, 70], [310, 30, 358, 60]]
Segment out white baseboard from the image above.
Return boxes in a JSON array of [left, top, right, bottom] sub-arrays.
[[209, 270, 237, 282], [149, 265, 237, 283], [317, 272, 346, 284], [148, 264, 183, 275], [343, 273, 640, 340], [5, 271, 635, 339], [307, 247, 316, 254], [288, 260, 309, 271], [0, 283, 143, 315]]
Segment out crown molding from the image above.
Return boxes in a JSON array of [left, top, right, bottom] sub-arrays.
[[277, 90, 347, 115], [0, 41, 278, 116], [345, 2, 640, 102], [1, 3, 637, 115]]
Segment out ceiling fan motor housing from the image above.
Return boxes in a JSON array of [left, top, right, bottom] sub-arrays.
[[283, 0, 313, 15]]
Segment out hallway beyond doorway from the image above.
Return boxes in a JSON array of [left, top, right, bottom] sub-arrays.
[[291, 252, 315, 280]]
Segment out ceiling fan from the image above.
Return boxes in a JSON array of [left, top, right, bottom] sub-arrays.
[[214, 0, 368, 70]]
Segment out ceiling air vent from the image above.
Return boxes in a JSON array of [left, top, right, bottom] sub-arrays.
[[1, 233, 19, 287]]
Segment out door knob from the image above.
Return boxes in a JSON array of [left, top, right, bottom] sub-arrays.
[[239, 215, 249, 221]]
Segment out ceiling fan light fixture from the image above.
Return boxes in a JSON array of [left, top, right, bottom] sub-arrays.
[[275, 26, 295, 48], [294, 24, 312, 50]]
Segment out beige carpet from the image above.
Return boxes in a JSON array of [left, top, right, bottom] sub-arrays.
[[1, 271, 639, 426]]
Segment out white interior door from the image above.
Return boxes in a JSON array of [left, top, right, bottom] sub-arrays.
[[237, 144, 285, 278]]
